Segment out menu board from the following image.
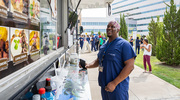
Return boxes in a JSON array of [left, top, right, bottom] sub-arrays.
[[51, 0, 57, 20], [11, 0, 29, 22], [29, 0, 40, 25], [0, 0, 9, 18], [29, 30, 40, 60], [0, 26, 9, 71], [10, 28, 28, 65]]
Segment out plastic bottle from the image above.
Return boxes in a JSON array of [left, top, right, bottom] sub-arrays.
[[45, 86, 55, 100], [51, 77, 57, 96], [32, 94, 40, 100], [38, 88, 46, 100]]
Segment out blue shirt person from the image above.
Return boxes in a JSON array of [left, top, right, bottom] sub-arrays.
[[86, 35, 90, 43], [135, 37, 141, 54], [91, 35, 96, 51], [79, 35, 84, 49], [103, 36, 106, 44], [129, 36, 133, 46], [79, 21, 136, 100]]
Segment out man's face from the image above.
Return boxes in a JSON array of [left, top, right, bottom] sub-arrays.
[[106, 23, 118, 37]]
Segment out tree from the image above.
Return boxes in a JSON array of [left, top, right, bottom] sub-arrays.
[[91, 30, 94, 36], [156, 0, 180, 65], [119, 14, 128, 40], [98, 31, 101, 36], [104, 33, 107, 39], [147, 16, 161, 56]]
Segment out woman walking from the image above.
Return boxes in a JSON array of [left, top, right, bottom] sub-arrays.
[[141, 39, 152, 73]]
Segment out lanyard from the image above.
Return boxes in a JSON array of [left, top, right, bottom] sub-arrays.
[[100, 38, 117, 66]]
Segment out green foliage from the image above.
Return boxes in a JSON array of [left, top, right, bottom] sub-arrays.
[[119, 14, 128, 40], [148, 16, 162, 56], [104, 33, 107, 39], [91, 30, 94, 36], [156, 0, 180, 65], [98, 31, 101, 36], [136, 34, 141, 38]]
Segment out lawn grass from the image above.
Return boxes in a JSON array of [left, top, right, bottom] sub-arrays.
[[134, 50, 180, 89]]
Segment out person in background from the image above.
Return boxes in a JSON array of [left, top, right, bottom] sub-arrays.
[[91, 35, 96, 51], [99, 35, 103, 48], [140, 39, 152, 73], [140, 37, 143, 44], [43, 33, 49, 55], [95, 35, 99, 50], [129, 36, 133, 46], [103, 35, 106, 44], [86, 35, 90, 44], [79, 35, 84, 49], [135, 37, 141, 54], [80, 21, 136, 100]]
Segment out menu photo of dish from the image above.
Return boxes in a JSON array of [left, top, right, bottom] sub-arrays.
[[0, 0, 9, 18], [0, 26, 9, 71], [29, 0, 40, 25], [11, 0, 29, 22], [29, 30, 40, 60], [51, 0, 57, 20], [10, 28, 28, 65]]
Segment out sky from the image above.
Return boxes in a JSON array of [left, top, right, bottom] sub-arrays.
[[81, 8, 107, 17]]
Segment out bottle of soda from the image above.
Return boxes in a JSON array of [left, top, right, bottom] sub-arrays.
[[38, 88, 46, 100], [45, 86, 54, 100], [46, 78, 51, 86]]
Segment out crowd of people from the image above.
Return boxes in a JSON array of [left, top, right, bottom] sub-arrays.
[[79, 34, 107, 52]]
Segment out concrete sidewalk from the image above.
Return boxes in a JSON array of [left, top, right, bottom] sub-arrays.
[[80, 51, 180, 100]]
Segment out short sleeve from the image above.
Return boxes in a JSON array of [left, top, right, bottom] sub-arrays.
[[122, 42, 136, 62]]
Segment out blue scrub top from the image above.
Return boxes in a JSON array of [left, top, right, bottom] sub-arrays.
[[86, 37, 90, 43], [79, 37, 84, 44], [98, 37, 136, 91], [136, 39, 140, 46], [91, 37, 95, 44]]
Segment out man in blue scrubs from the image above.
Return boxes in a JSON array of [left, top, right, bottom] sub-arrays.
[[91, 35, 96, 51], [80, 21, 136, 100], [79, 35, 84, 49]]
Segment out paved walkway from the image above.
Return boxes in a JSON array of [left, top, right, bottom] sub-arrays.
[[80, 51, 180, 100]]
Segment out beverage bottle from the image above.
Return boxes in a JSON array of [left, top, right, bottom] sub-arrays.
[[45, 86, 55, 100], [46, 78, 51, 86], [32, 94, 40, 100], [38, 88, 47, 100]]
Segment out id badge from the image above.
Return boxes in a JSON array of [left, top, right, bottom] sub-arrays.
[[99, 66, 103, 72]]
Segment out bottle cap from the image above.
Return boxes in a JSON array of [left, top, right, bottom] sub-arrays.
[[46, 78, 51, 81], [38, 88, 45, 94], [45, 86, 52, 92], [32, 94, 40, 100]]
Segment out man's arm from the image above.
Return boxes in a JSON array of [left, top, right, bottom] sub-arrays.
[[105, 57, 135, 92]]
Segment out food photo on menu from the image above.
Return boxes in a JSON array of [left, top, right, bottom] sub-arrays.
[[11, 0, 28, 21], [10, 28, 28, 62], [29, 0, 40, 20], [0, 0, 9, 17], [29, 30, 40, 53], [0, 26, 9, 59]]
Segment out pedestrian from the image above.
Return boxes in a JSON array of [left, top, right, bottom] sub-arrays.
[[140, 39, 152, 73], [140, 37, 143, 44], [79, 21, 136, 100], [99, 35, 103, 48], [95, 35, 99, 50], [135, 37, 141, 54], [129, 36, 133, 46], [43, 33, 49, 55], [91, 35, 96, 51], [79, 35, 84, 49], [103, 35, 106, 44], [86, 35, 90, 44]]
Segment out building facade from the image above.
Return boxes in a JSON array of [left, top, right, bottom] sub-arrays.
[[82, 17, 137, 36], [111, 0, 180, 35]]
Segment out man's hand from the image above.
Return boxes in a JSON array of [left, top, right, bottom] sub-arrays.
[[105, 81, 117, 92]]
